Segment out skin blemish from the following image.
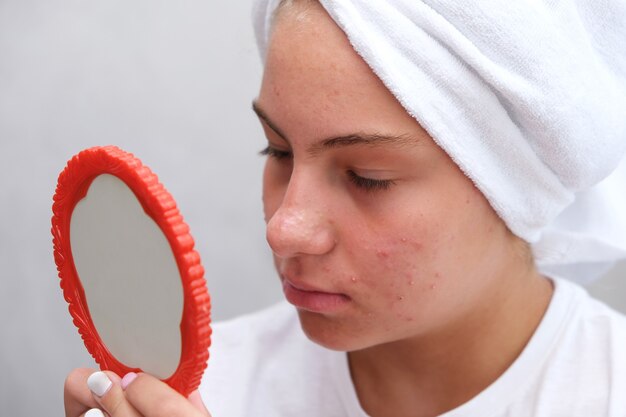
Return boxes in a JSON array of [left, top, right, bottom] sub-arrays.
[[376, 249, 390, 259], [430, 284, 437, 290], [397, 295, 405, 301], [350, 276, 358, 283], [410, 241, 423, 251], [395, 313, 413, 322]]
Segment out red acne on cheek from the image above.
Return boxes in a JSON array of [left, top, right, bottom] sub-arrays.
[[404, 268, 418, 286], [430, 271, 441, 290], [411, 241, 424, 251], [395, 313, 414, 322], [376, 249, 390, 259], [398, 236, 423, 251]]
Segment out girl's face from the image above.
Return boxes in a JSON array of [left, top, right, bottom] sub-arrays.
[[256, 3, 522, 351]]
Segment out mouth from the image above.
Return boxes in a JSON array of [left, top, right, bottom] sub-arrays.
[[281, 277, 351, 314]]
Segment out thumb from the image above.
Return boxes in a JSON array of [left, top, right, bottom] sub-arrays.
[[87, 371, 141, 417]]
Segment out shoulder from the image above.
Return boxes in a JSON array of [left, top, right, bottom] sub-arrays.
[[452, 278, 626, 417], [210, 301, 299, 348], [203, 302, 303, 384], [518, 278, 626, 415], [557, 277, 626, 345], [199, 302, 350, 416]]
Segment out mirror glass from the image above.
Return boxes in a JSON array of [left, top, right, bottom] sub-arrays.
[[70, 174, 183, 379]]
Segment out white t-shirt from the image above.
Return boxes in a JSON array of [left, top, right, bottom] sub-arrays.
[[199, 278, 626, 416]]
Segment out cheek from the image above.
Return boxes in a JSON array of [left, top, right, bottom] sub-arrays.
[[349, 232, 444, 314], [344, 194, 480, 323]]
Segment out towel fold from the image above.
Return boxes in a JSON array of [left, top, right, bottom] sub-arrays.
[[253, 0, 626, 283]]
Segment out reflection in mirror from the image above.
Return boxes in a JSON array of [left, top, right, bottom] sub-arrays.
[[70, 174, 183, 379]]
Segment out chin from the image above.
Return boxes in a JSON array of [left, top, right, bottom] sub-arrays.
[[295, 309, 379, 352]]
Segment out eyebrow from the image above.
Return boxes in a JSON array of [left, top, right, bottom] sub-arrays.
[[252, 100, 419, 155]]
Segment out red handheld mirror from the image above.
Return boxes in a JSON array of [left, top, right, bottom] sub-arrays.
[[51, 146, 211, 396]]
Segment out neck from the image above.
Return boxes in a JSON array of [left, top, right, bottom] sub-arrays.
[[348, 267, 553, 417]]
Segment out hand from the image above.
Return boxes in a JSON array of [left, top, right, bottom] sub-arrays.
[[64, 368, 211, 417]]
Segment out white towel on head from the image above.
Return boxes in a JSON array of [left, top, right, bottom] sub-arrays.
[[253, 0, 626, 284]]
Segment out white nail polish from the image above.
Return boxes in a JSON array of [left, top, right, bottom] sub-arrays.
[[87, 371, 112, 397], [85, 409, 105, 417]]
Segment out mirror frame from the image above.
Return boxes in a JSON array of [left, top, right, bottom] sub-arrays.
[[51, 146, 211, 396]]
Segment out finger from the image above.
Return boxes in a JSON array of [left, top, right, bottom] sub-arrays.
[[87, 371, 141, 417], [65, 368, 100, 417], [124, 373, 211, 417], [188, 390, 211, 416], [79, 409, 108, 417]]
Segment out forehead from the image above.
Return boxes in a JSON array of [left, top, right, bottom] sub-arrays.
[[259, 2, 424, 144], [267, 3, 375, 101]]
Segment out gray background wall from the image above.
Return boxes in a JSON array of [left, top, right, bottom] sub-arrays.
[[0, 1, 624, 416]]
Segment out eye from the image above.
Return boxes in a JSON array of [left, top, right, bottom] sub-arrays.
[[347, 170, 395, 192], [259, 145, 292, 160]]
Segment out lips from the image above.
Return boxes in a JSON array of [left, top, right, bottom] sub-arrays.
[[281, 276, 351, 313]]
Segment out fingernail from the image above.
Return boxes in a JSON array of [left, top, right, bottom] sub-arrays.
[[87, 371, 112, 397], [85, 408, 105, 417], [121, 372, 138, 390]]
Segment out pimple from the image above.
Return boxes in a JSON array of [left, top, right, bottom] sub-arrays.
[[376, 249, 390, 259], [395, 313, 413, 322], [430, 284, 437, 290], [409, 241, 423, 251], [397, 295, 404, 301], [350, 275, 358, 283]]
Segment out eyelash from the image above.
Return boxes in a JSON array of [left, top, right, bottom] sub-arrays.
[[259, 145, 395, 192], [347, 170, 396, 192], [259, 145, 292, 160]]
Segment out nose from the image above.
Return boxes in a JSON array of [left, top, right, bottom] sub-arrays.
[[265, 173, 336, 259]]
